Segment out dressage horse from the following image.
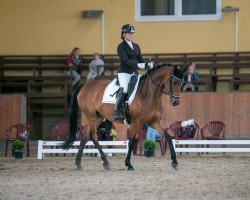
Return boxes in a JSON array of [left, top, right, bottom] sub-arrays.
[[62, 64, 186, 171]]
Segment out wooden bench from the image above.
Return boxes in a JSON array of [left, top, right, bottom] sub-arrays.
[[182, 80, 210, 92], [0, 76, 70, 81], [1, 52, 250, 93], [229, 74, 250, 91]]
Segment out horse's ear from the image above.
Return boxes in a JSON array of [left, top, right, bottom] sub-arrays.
[[180, 65, 188, 74], [173, 65, 178, 75]]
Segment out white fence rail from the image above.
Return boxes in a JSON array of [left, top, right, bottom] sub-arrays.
[[37, 140, 129, 159], [173, 140, 250, 153]]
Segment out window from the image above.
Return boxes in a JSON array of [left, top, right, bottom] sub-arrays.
[[141, 0, 175, 16], [135, 0, 222, 22]]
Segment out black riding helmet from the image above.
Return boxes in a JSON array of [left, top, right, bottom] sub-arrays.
[[121, 24, 136, 35]]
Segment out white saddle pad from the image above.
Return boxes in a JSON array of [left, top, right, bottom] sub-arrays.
[[102, 75, 141, 105]]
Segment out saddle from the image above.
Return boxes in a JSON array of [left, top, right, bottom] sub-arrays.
[[102, 74, 141, 125], [114, 74, 139, 101]]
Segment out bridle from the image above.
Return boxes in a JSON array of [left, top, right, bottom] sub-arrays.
[[140, 68, 183, 99]]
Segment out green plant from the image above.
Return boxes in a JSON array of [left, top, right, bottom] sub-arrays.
[[12, 140, 25, 152], [143, 139, 156, 150]]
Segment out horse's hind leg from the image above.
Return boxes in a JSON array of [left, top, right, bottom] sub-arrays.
[[75, 127, 90, 170], [89, 118, 110, 170]]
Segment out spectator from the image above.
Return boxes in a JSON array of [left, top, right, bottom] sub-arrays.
[[65, 47, 83, 87], [143, 124, 162, 142], [97, 119, 114, 141], [86, 52, 104, 83], [182, 62, 200, 92]]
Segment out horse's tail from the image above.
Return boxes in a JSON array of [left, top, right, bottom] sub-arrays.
[[61, 83, 84, 150]]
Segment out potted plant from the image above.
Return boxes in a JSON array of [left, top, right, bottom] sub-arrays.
[[12, 139, 25, 159], [144, 139, 156, 157]]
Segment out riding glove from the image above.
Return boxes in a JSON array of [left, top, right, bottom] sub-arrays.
[[137, 63, 153, 69]]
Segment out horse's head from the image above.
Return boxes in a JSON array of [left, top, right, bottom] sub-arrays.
[[161, 64, 187, 106], [142, 63, 187, 106]]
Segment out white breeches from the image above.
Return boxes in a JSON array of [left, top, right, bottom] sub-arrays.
[[117, 73, 133, 93]]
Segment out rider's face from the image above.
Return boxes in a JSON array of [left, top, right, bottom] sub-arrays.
[[123, 33, 133, 41]]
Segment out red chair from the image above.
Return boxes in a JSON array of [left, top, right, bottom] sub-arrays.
[[127, 125, 167, 156], [50, 122, 85, 141], [167, 121, 200, 154], [5, 123, 33, 157], [201, 121, 226, 152], [201, 121, 226, 140], [50, 122, 87, 157]]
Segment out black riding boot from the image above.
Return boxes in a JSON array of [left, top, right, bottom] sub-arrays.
[[113, 92, 127, 121]]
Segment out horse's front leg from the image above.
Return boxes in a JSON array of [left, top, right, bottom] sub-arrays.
[[152, 122, 178, 170], [125, 139, 136, 171], [164, 129, 178, 169], [125, 123, 139, 171]]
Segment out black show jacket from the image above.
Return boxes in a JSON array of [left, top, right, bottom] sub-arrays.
[[117, 40, 146, 74]]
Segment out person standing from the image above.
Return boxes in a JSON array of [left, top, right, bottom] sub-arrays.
[[113, 24, 153, 120]]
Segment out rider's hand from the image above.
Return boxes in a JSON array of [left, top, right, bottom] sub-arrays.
[[137, 63, 154, 70], [145, 62, 154, 69], [137, 63, 146, 69]]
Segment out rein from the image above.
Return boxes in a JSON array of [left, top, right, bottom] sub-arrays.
[[140, 68, 182, 98]]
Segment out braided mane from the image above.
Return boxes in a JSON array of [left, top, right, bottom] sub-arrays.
[[140, 63, 173, 80]]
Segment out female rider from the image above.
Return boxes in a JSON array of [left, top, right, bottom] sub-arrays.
[[113, 24, 153, 120]]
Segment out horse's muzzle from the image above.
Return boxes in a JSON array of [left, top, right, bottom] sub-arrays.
[[170, 96, 180, 106]]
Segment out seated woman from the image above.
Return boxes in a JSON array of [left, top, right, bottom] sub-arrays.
[[143, 124, 161, 142], [182, 62, 200, 92], [65, 47, 83, 87]]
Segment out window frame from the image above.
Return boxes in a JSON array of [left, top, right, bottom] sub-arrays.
[[135, 0, 222, 22]]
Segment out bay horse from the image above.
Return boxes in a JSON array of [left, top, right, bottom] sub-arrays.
[[62, 64, 186, 171]]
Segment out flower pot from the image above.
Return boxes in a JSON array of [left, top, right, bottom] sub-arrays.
[[144, 149, 155, 157], [14, 151, 23, 159]]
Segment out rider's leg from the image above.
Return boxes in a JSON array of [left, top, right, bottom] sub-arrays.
[[113, 73, 131, 120], [113, 88, 127, 120]]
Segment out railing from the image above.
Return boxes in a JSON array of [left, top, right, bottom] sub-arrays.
[[173, 140, 250, 153], [37, 140, 129, 159]]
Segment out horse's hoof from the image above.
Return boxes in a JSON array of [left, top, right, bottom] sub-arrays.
[[127, 166, 134, 171], [76, 166, 82, 170], [103, 165, 110, 170], [171, 163, 178, 170]]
